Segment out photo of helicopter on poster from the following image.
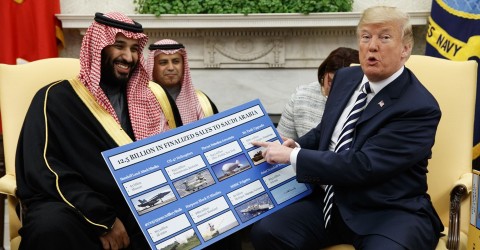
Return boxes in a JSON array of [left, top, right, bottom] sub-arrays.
[[173, 169, 216, 198]]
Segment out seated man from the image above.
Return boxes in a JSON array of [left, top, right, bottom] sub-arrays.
[[16, 12, 178, 249], [251, 6, 443, 250], [147, 39, 218, 125]]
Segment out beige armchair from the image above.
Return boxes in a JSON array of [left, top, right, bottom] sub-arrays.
[[0, 58, 81, 250], [323, 55, 477, 250]]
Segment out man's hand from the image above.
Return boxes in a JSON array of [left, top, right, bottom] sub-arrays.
[[251, 140, 294, 164], [99, 217, 130, 250], [280, 136, 297, 149]]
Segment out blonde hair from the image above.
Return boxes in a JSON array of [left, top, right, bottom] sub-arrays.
[[357, 6, 414, 51]]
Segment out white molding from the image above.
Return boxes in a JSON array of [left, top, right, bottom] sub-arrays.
[[57, 12, 430, 29]]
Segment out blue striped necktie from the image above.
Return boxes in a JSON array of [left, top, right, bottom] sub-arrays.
[[323, 82, 371, 228]]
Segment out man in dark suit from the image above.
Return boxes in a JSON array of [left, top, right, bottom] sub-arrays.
[[251, 6, 443, 250]]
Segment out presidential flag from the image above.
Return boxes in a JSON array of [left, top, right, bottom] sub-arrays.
[[425, 0, 480, 169], [0, 0, 64, 65]]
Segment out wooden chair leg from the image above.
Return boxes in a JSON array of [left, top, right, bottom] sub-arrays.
[[0, 193, 4, 250], [0, 134, 5, 250]]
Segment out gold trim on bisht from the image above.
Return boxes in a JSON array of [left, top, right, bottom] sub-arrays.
[[69, 78, 132, 146]]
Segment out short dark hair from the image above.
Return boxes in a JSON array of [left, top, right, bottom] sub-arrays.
[[317, 47, 359, 85]]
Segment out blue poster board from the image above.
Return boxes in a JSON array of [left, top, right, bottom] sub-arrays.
[[102, 99, 312, 249]]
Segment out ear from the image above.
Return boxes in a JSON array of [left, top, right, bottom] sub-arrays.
[[402, 44, 412, 58]]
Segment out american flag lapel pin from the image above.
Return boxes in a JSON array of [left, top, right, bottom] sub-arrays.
[[378, 100, 385, 107]]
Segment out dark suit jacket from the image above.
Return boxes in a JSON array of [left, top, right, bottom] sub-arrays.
[[296, 66, 444, 249]]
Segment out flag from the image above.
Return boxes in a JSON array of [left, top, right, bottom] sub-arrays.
[[0, 0, 64, 134], [425, 0, 480, 169], [0, 0, 64, 65]]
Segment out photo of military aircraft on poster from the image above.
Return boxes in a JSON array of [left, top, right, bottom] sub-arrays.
[[173, 169, 216, 198], [131, 185, 177, 215]]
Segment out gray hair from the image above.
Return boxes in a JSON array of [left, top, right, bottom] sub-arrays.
[[357, 6, 414, 51]]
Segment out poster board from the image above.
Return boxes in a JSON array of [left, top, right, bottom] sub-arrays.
[[102, 99, 312, 249]]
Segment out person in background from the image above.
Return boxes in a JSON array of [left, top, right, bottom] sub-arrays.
[[147, 39, 218, 125], [15, 12, 172, 249], [276, 47, 359, 140], [251, 6, 443, 250]]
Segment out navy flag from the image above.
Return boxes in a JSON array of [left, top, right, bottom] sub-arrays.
[[425, 0, 480, 169]]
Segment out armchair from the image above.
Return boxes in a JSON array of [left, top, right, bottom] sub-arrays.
[[0, 58, 80, 250], [323, 55, 477, 250]]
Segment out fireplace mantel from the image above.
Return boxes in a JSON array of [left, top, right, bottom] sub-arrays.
[[57, 12, 429, 29]]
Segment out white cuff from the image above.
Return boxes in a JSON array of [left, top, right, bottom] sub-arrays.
[[290, 146, 301, 172]]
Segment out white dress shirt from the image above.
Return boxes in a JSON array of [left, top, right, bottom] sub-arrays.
[[290, 66, 405, 171]]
